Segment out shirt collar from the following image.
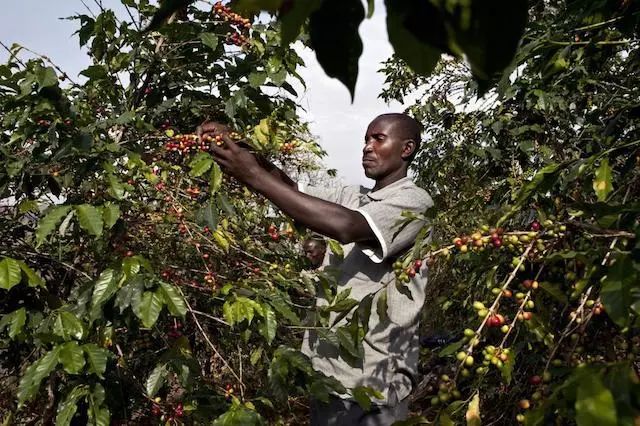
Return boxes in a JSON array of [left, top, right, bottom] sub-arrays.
[[366, 177, 412, 201]]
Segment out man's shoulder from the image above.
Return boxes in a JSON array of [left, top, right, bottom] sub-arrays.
[[385, 179, 434, 208]]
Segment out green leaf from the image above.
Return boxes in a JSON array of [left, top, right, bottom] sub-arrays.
[[258, 304, 277, 344], [36, 66, 58, 88], [115, 276, 144, 314], [385, 0, 442, 76], [366, 0, 374, 18], [145, 0, 195, 32], [59, 341, 86, 374], [213, 403, 265, 426], [601, 256, 637, 328], [593, 159, 613, 202], [0, 308, 27, 339], [217, 193, 236, 216], [327, 239, 344, 259], [575, 373, 617, 426], [158, 281, 187, 317], [53, 311, 85, 341], [352, 386, 383, 411], [18, 346, 61, 406], [137, 291, 164, 328], [56, 385, 89, 426], [90, 269, 117, 321], [189, 152, 213, 177], [497, 163, 562, 226], [107, 173, 125, 200], [223, 297, 262, 326], [451, 0, 528, 88], [36, 205, 72, 246], [248, 72, 267, 88], [269, 298, 300, 325], [439, 339, 465, 357], [75, 204, 104, 237], [376, 290, 388, 322], [210, 162, 223, 195], [17, 261, 45, 287], [0, 257, 22, 290], [146, 363, 168, 397], [279, 0, 322, 46], [308, 0, 364, 100], [200, 32, 219, 50], [250, 347, 264, 366], [83, 344, 110, 378], [102, 202, 121, 229]]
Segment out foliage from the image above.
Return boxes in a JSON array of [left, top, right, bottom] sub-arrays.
[[0, 1, 349, 423], [150, 0, 528, 97], [379, 0, 640, 423]]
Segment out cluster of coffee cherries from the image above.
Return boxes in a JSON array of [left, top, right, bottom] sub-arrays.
[[224, 384, 234, 401], [568, 299, 605, 323], [450, 220, 562, 257], [150, 398, 184, 421], [429, 374, 462, 406], [393, 259, 422, 282], [36, 118, 52, 127], [164, 133, 208, 155], [213, 1, 251, 29], [279, 139, 300, 154], [213, 1, 251, 46], [267, 224, 280, 241], [226, 32, 248, 46]]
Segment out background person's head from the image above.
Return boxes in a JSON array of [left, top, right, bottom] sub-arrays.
[[362, 113, 422, 180], [302, 237, 327, 269]]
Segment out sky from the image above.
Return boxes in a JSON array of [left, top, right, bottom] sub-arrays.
[[0, 0, 409, 187]]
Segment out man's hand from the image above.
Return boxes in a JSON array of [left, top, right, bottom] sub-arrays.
[[194, 122, 376, 245], [196, 122, 262, 186]]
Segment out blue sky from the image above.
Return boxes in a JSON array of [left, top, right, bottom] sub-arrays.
[[0, 0, 408, 187]]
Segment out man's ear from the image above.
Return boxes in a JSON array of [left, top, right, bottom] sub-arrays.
[[402, 139, 417, 160]]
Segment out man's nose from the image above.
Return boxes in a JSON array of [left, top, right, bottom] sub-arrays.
[[363, 141, 374, 154]]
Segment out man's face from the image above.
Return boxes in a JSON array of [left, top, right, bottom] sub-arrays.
[[361, 116, 411, 180], [303, 240, 325, 268]]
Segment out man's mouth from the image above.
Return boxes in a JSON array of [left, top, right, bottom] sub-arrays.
[[362, 157, 375, 165]]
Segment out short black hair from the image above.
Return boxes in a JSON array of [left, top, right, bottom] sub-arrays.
[[377, 113, 423, 163]]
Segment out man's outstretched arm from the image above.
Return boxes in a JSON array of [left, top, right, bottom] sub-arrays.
[[202, 130, 375, 245]]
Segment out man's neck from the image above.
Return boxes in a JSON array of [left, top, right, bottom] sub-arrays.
[[372, 169, 408, 192]]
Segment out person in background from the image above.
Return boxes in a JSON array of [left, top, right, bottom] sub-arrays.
[[303, 235, 327, 270]]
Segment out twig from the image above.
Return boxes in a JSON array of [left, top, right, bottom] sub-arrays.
[[178, 288, 245, 393]]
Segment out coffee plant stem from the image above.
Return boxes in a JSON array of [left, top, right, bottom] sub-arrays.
[[179, 287, 246, 396]]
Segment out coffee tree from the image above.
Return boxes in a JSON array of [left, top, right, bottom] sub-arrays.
[[380, 0, 640, 424], [0, 1, 355, 424]]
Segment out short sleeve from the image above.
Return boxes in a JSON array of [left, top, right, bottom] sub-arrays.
[[356, 188, 433, 263]]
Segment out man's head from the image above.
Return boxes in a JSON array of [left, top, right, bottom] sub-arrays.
[[361, 113, 422, 180], [302, 237, 327, 269]]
